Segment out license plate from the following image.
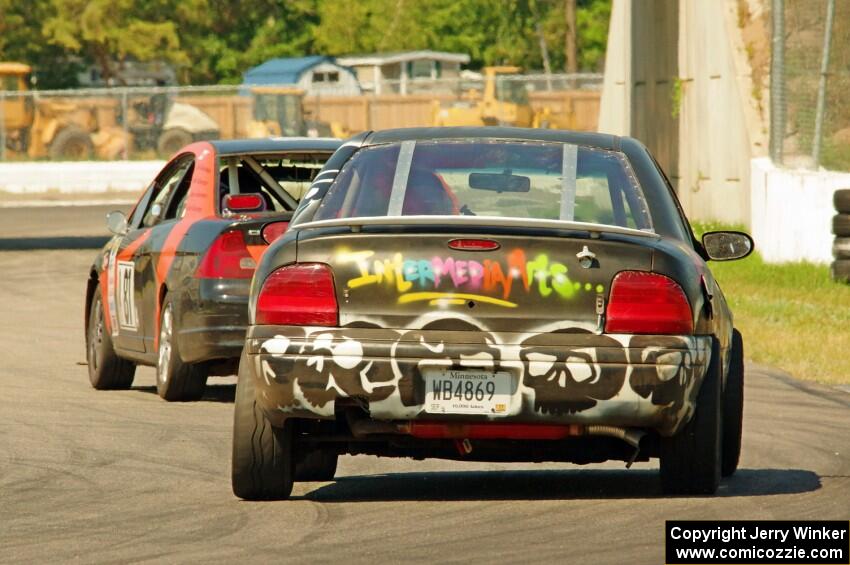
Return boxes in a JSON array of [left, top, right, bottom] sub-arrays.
[[423, 369, 512, 415]]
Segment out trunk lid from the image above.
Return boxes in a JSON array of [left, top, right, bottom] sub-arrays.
[[296, 229, 654, 333]]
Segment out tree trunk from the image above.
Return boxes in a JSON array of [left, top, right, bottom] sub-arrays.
[[565, 0, 577, 73], [92, 45, 114, 85]]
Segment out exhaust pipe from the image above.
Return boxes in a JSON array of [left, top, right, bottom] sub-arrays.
[[585, 425, 645, 468]]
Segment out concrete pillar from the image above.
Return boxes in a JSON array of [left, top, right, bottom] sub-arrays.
[[599, 0, 756, 226]]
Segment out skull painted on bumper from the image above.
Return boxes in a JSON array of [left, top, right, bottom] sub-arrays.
[[628, 335, 711, 429], [395, 318, 503, 406], [520, 329, 628, 414], [260, 324, 398, 412]]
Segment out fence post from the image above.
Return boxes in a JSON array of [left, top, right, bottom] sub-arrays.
[[121, 89, 129, 160], [0, 92, 6, 162], [769, 0, 785, 165], [812, 0, 835, 168], [365, 95, 372, 131]]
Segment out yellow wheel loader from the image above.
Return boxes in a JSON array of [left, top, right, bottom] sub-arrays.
[[1, 62, 128, 160], [433, 66, 543, 127], [247, 86, 348, 139]]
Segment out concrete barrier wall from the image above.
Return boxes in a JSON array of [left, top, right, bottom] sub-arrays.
[[0, 161, 165, 194], [750, 158, 850, 264]]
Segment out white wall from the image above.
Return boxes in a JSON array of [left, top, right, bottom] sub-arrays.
[[750, 158, 850, 264], [0, 161, 164, 194]]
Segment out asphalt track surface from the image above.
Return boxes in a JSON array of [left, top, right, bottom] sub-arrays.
[[1, 227, 849, 562], [0, 204, 127, 237], [0, 204, 121, 249]]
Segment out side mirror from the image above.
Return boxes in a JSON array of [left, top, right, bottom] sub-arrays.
[[106, 210, 128, 236], [701, 231, 753, 261]]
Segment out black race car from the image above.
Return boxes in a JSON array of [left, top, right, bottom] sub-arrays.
[[85, 137, 341, 401], [232, 127, 753, 498]]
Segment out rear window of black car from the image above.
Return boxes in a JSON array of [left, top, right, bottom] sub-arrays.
[[314, 140, 653, 230]]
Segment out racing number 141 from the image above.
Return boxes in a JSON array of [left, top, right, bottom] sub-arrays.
[[432, 379, 496, 402], [116, 261, 138, 330]]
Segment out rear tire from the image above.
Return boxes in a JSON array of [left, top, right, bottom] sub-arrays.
[[232, 349, 295, 500], [156, 296, 207, 401], [87, 286, 135, 389], [660, 339, 722, 495], [721, 329, 744, 477]]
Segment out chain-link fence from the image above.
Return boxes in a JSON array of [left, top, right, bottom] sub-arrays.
[[0, 72, 602, 162], [771, 0, 850, 171]]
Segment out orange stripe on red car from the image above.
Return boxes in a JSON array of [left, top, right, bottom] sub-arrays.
[[117, 229, 152, 262], [152, 143, 218, 347]]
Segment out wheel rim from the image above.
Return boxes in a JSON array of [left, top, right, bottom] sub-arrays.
[[89, 299, 104, 372], [158, 304, 173, 383]]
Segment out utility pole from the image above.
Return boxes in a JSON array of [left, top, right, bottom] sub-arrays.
[[812, 0, 835, 168], [537, 22, 553, 91], [565, 0, 577, 74], [531, 0, 553, 91], [769, 0, 785, 165]]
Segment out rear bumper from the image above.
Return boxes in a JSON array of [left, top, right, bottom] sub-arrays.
[[178, 324, 246, 364], [176, 279, 249, 364], [245, 325, 713, 436]]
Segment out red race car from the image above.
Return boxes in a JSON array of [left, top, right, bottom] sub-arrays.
[[85, 138, 341, 400]]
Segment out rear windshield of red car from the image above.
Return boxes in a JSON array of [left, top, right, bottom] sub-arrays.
[[313, 139, 653, 230]]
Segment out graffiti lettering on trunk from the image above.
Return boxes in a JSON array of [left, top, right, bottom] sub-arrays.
[[337, 249, 605, 307]]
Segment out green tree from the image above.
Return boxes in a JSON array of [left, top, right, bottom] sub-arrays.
[[314, 0, 539, 67], [42, 0, 191, 85], [542, 0, 611, 72], [0, 0, 82, 88], [172, 0, 320, 84], [313, 0, 609, 72], [2, 0, 611, 87]]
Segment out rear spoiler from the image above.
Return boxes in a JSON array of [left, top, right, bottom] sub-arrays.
[[290, 215, 659, 239]]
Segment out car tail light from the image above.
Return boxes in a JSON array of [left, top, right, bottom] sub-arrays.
[[223, 193, 265, 212], [262, 221, 289, 244], [256, 263, 338, 326], [195, 230, 255, 279], [604, 271, 693, 334], [447, 238, 500, 251]]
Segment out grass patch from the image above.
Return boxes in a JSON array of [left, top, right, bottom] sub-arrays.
[[693, 222, 850, 384]]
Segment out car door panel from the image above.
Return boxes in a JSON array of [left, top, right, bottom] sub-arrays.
[[109, 228, 152, 353], [138, 157, 198, 352], [109, 156, 193, 355]]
